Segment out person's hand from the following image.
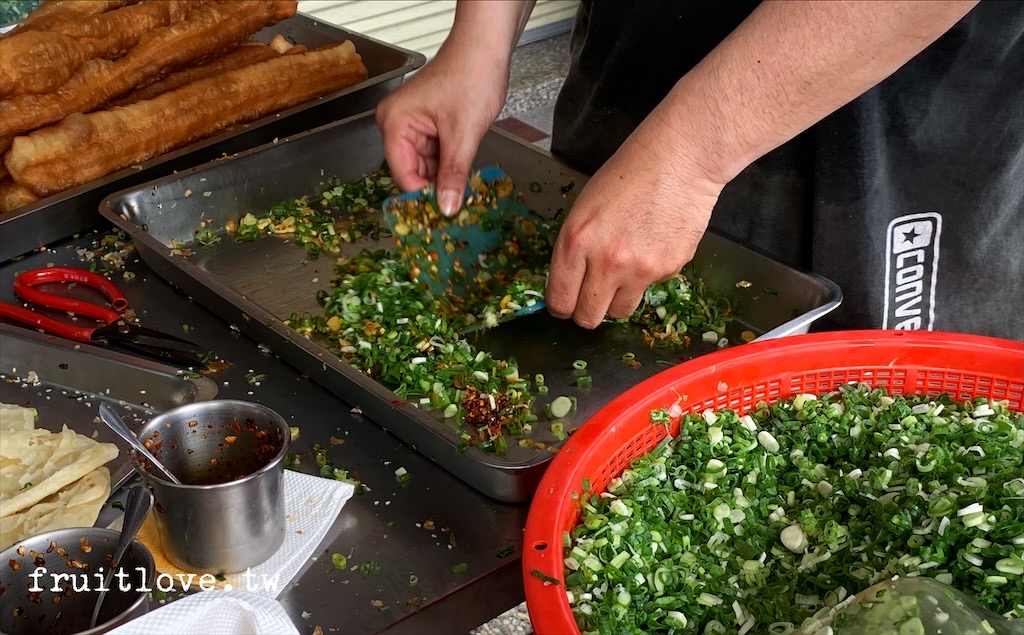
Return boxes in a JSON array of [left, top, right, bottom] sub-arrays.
[[545, 110, 726, 328], [375, 39, 510, 216]]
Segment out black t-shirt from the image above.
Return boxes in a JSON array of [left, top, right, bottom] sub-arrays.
[[551, 0, 1024, 341]]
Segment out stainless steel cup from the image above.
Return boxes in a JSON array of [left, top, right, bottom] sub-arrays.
[[0, 527, 154, 635], [134, 399, 289, 574]]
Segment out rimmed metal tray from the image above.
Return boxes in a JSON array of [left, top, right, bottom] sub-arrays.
[[0, 13, 425, 263], [99, 111, 841, 502], [0, 323, 218, 493]]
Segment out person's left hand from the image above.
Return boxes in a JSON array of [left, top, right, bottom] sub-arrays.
[[545, 110, 726, 328]]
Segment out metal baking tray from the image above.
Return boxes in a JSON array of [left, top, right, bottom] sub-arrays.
[[0, 323, 218, 492], [0, 12, 425, 263], [99, 112, 841, 502]]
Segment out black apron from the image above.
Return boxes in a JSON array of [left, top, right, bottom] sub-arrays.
[[551, 0, 1024, 341]]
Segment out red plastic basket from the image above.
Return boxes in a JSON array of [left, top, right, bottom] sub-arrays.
[[522, 330, 1024, 635]]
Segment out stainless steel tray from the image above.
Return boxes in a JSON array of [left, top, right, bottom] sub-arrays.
[[0, 323, 218, 493], [99, 111, 841, 502], [0, 13, 425, 263]]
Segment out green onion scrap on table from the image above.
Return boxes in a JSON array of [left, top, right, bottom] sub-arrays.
[[564, 385, 1024, 634], [221, 168, 732, 453]]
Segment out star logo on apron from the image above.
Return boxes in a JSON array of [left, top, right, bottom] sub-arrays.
[[883, 213, 942, 331]]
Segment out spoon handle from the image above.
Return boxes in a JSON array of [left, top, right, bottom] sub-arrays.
[[89, 487, 153, 629], [99, 402, 182, 484]]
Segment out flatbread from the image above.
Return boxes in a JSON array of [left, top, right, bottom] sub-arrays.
[[0, 424, 118, 517], [0, 402, 37, 431], [0, 466, 110, 549]]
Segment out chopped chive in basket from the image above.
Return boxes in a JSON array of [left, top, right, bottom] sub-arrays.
[[564, 384, 1024, 634]]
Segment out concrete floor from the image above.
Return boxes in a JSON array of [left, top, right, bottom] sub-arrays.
[[494, 32, 568, 151]]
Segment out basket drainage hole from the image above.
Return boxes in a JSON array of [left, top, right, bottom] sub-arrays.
[[533, 541, 549, 551]]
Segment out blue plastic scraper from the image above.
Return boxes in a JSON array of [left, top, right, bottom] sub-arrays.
[[382, 166, 548, 322]]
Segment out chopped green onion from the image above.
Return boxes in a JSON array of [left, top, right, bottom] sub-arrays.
[[550, 396, 574, 419], [564, 386, 1024, 633]]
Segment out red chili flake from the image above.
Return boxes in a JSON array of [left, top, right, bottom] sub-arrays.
[[7, 560, 19, 571]]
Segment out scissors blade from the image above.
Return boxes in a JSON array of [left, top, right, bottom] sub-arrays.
[[92, 322, 212, 367]]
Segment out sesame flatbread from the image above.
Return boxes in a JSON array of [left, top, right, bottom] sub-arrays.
[[0, 424, 118, 518], [0, 466, 111, 549], [0, 402, 37, 431]]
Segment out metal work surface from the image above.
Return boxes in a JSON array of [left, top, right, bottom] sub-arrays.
[[0, 13, 425, 263], [0, 236, 530, 635], [0, 323, 218, 492], [99, 112, 841, 502]]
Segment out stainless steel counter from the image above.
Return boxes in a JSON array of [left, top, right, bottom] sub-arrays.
[[0, 234, 528, 635]]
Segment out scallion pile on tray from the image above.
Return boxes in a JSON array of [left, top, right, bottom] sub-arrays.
[[224, 169, 733, 453], [563, 384, 1024, 634]]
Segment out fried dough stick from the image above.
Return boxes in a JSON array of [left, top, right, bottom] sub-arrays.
[[0, 0, 298, 139], [3, 1, 137, 38], [7, 42, 368, 197], [111, 36, 304, 108], [0, 1, 208, 99], [0, 178, 40, 214]]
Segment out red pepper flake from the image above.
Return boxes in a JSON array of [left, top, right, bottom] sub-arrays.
[[7, 559, 19, 571]]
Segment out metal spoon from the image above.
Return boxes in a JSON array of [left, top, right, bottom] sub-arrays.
[[89, 486, 153, 629], [99, 402, 182, 484]]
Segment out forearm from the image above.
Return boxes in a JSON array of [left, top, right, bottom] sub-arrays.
[[656, 0, 978, 185], [441, 0, 536, 64]]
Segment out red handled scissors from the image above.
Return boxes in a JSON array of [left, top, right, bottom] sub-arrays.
[[0, 267, 210, 367]]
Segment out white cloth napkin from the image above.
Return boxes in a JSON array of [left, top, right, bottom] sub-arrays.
[[106, 589, 299, 635], [220, 469, 355, 598]]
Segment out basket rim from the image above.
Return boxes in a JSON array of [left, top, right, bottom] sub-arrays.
[[522, 329, 1024, 635]]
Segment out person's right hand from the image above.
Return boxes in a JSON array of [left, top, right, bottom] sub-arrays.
[[376, 36, 511, 216]]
